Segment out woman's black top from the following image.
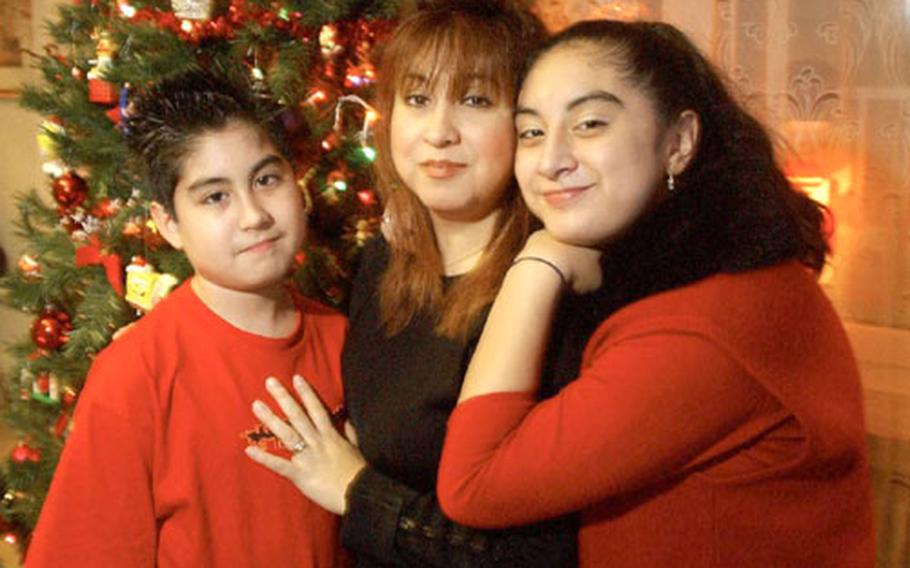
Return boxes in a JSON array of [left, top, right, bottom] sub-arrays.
[[339, 237, 596, 567]]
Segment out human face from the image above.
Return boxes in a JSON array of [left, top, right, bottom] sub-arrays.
[[390, 73, 515, 224], [514, 43, 671, 247], [153, 121, 306, 298]]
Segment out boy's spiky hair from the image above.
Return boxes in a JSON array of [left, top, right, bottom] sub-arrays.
[[125, 69, 291, 214]]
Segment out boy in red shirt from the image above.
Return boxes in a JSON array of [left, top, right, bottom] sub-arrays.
[[27, 70, 347, 567]]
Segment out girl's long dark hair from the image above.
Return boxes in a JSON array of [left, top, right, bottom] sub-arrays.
[[531, 20, 830, 316]]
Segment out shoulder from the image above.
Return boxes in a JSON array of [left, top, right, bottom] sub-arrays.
[[585, 260, 856, 395], [295, 292, 348, 340], [600, 261, 828, 340], [84, 282, 195, 405], [346, 236, 389, 319], [356, 236, 390, 282]]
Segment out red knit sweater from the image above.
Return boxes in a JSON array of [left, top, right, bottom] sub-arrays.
[[438, 261, 874, 567]]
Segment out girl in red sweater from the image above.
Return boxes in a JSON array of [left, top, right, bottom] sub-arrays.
[[436, 20, 876, 567]]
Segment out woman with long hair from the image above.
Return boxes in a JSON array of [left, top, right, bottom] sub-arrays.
[[436, 19, 875, 567], [246, 2, 592, 565]]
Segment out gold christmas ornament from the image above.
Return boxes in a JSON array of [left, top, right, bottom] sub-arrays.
[[171, 0, 214, 21]]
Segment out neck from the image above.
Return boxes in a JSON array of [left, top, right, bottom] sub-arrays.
[[430, 209, 500, 276], [190, 277, 298, 337]]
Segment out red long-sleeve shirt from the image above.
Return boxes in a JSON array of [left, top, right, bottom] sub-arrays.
[[439, 261, 874, 567], [27, 282, 348, 568]]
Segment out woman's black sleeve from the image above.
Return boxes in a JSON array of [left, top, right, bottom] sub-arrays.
[[340, 465, 578, 567]]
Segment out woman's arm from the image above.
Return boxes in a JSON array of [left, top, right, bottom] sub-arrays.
[[343, 465, 577, 566], [246, 376, 579, 567]]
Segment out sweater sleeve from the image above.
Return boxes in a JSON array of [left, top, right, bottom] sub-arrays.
[[26, 344, 157, 567], [438, 330, 777, 528], [341, 465, 577, 567]]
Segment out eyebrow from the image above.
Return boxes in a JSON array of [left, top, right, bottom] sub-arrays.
[[402, 72, 490, 93], [185, 154, 286, 193], [515, 90, 624, 118], [403, 72, 429, 85]]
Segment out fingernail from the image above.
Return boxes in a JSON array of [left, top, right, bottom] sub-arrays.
[[265, 377, 279, 389], [293, 375, 304, 388], [252, 400, 265, 412]]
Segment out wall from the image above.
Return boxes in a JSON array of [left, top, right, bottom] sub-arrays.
[[0, 0, 57, 366]]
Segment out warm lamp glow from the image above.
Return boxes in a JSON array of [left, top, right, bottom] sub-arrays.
[[787, 176, 831, 206], [787, 174, 837, 257]]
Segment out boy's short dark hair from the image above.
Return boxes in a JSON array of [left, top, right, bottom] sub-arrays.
[[126, 69, 291, 214]]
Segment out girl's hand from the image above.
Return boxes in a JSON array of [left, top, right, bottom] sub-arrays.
[[245, 375, 366, 515], [519, 230, 603, 294]]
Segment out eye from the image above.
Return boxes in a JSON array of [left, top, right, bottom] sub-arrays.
[[574, 118, 608, 133], [255, 173, 282, 188], [202, 191, 229, 206], [462, 94, 493, 108], [517, 127, 545, 141], [404, 93, 431, 107]]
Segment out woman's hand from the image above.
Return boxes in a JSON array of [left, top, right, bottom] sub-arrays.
[[245, 375, 366, 515], [519, 230, 603, 294]]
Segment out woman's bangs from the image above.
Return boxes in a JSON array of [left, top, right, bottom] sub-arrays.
[[389, 19, 512, 103]]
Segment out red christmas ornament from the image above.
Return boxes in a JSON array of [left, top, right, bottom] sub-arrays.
[[294, 250, 307, 267], [0, 517, 18, 547], [59, 214, 86, 235], [54, 411, 71, 438], [91, 197, 120, 218], [31, 308, 73, 350], [62, 386, 78, 407], [10, 441, 41, 464], [52, 171, 89, 211], [356, 189, 376, 206]]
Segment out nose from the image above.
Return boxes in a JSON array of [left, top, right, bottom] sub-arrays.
[[423, 102, 460, 147], [238, 193, 274, 231], [537, 130, 577, 180]]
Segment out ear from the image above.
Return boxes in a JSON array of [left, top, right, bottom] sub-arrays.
[[665, 110, 700, 176], [149, 201, 183, 250]]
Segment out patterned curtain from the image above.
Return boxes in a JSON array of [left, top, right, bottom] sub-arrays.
[[534, 1, 910, 565]]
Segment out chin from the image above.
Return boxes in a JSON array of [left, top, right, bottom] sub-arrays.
[[539, 219, 598, 248]]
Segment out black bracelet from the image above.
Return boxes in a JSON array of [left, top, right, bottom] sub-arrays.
[[510, 256, 568, 288]]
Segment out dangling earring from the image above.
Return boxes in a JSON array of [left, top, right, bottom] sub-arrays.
[[667, 170, 676, 192]]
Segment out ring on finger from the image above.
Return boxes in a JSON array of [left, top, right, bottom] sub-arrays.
[[290, 440, 306, 453]]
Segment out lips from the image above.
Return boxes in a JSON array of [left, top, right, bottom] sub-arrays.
[[420, 159, 467, 180], [541, 185, 591, 207], [239, 235, 281, 254]]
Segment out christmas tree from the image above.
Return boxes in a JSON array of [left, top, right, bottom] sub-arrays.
[[0, 0, 399, 555]]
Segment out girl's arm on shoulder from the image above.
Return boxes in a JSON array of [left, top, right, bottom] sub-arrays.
[[439, 330, 772, 528], [458, 230, 602, 402]]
